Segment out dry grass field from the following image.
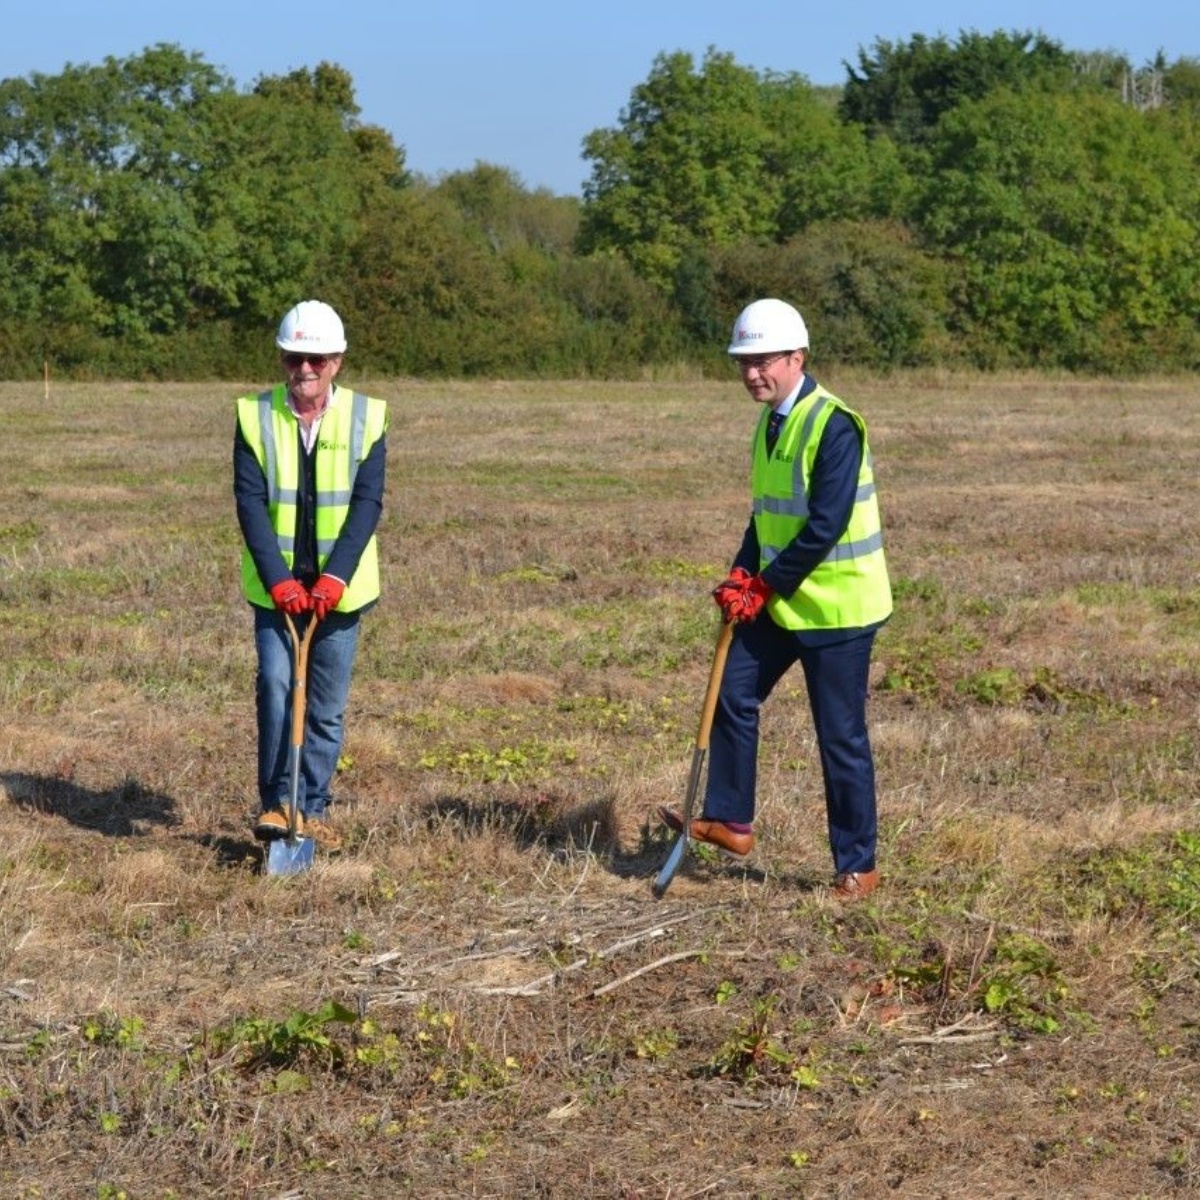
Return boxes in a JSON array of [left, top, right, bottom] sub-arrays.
[[1, 371, 1198, 1198]]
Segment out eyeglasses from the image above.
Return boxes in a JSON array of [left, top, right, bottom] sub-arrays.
[[732, 351, 793, 373], [282, 352, 335, 369]]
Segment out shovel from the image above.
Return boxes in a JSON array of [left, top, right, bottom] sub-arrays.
[[652, 619, 735, 898], [266, 611, 320, 877]]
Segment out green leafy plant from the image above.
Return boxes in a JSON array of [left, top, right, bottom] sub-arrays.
[[958, 666, 1023, 706], [705, 994, 796, 1083], [978, 934, 1068, 1032], [353, 1018, 406, 1073], [878, 646, 940, 699], [791, 1063, 822, 1090], [417, 740, 576, 784], [415, 1004, 521, 1098], [632, 1028, 678, 1060], [81, 1012, 145, 1051], [213, 1001, 358, 1071]]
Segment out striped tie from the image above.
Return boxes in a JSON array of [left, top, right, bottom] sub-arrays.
[[766, 410, 784, 453]]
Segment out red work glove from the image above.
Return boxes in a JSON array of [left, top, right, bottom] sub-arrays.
[[727, 574, 774, 623], [269, 579, 310, 615], [309, 573, 346, 620], [712, 567, 752, 620]]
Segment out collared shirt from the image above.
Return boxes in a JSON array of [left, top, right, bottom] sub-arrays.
[[769, 377, 804, 421], [286, 392, 330, 454]]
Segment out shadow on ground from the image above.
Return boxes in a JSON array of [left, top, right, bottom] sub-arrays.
[[418, 790, 826, 895], [2, 771, 179, 837], [193, 832, 264, 870], [421, 791, 616, 851]]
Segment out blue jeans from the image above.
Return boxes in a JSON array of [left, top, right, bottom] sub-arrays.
[[704, 618, 879, 875], [253, 606, 361, 818]]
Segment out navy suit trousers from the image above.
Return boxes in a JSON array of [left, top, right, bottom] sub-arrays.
[[703, 617, 879, 874]]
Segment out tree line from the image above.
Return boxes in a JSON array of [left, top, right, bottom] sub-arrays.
[[1, 33, 1197, 379]]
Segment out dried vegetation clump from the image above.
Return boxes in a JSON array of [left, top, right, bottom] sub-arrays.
[[0, 373, 1198, 1197]]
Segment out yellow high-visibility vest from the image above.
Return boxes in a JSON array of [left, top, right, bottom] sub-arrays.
[[237, 383, 388, 612], [751, 386, 892, 630]]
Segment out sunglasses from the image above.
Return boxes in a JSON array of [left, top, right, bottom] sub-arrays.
[[282, 352, 336, 369]]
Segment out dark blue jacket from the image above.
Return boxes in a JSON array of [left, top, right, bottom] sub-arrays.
[[731, 375, 883, 644], [233, 421, 386, 593]]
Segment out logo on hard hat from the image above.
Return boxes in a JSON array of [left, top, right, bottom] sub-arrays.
[[736, 327, 764, 343]]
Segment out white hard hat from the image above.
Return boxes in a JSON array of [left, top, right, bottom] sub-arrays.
[[727, 298, 809, 355], [276, 300, 347, 354]]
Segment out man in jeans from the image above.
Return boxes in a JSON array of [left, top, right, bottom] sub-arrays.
[[234, 300, 388, 853]]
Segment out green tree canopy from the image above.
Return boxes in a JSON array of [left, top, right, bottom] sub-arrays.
[[579, 49, 780, 284], [0, 44, 231, 352], [914, 88, 1200, 369], [332, 177, 675, 378], [0, 45, 408, 370], [1163, 56, 1200, 110], [710, 221, 952, 368], [437, 162, 579, 255], [579, 48, 901, 287], [839, 29, 1077, 146], [0, 35, 1197, 377]]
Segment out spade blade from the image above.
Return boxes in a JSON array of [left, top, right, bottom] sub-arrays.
[[265, 834, 315, 876]]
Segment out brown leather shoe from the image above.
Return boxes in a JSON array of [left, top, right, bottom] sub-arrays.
[[658, 807, 754, 857], [305, 817, 343, 854], [831, 869, 881, 901], [254, 807, 304, 841]]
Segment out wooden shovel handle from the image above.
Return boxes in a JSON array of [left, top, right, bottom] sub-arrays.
[[282, 612, 321, 748], [694, 620, 734, 754]]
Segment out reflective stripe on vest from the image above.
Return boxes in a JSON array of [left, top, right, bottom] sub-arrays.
[[253, 388, 372, 553], [752, 386, 892, 631], [237, 383, 387, 611]]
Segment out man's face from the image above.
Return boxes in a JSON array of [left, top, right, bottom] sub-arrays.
[[282, 351, 342, 406], [733, 350, 804, 407]]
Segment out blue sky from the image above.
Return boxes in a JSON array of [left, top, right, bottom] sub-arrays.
[[2, 1, 1194, 195]]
